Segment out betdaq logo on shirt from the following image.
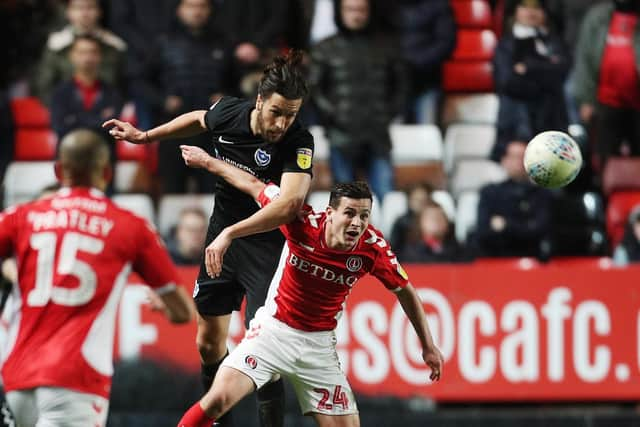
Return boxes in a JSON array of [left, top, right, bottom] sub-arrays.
[[288, 253, 357, 287]]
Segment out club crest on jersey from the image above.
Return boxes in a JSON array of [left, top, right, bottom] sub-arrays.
[[254, 148, 271, 167], [296, 148, 312, 169], [245, 355, 258, 369], [346, 256, 363, 272]]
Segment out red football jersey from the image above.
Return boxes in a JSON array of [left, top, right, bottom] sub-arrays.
[[258, 185, 409, 332], [0, 187, 180, 398]]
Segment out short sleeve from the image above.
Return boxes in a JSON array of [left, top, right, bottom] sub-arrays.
[[132, 218, 181, 290], [203, 97, 230, 132], [0, 207, 18, 258], [368, 229, 409, 292], [281, 127, 314, 175]]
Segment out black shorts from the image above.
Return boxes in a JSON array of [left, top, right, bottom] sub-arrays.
[[194, 218, 285, 326]]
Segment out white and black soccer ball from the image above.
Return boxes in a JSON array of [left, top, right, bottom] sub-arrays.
[[523, 131, 583, 188]]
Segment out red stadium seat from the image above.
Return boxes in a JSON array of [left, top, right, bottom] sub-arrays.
[[602, 157, 640, 196], [14, 129, 58, 161], [606, 191, 640, 248], [10, 97, 51, 127], [451, 29, 497, 61], [451, 0, 493, 29], [116, 139, 148, 161], [442, 61, 494, 92]]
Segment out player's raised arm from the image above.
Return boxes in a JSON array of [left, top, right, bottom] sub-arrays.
[[102, 110, 209, 144], [395, 283, 444, 382], [180, 145, 266, 201]]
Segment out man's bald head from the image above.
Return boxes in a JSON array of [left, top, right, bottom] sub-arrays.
[[57, 129, 111, 188]]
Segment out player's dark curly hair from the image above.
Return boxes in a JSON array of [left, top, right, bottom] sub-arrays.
[[258, 50, 309, 100], [329, 181, 373, 208]]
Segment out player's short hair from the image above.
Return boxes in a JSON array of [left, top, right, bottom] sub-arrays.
[[258, 50, 308, 100], [329, 181, 373, 208], [71, 33, 102, 49], [58, 129, 110, 179]]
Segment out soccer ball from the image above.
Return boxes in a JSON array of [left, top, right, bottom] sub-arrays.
[[523, 131, 582, 188]]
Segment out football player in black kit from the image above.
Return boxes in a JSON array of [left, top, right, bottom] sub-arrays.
[[103, 51, 313, 427]]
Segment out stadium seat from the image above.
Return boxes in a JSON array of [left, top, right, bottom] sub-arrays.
[[112, 194, 155, 224], [381, 191, 408, 236], [449, 159, 506, 197], [308, 126, 330, 162], [442, 61, 494, 92], [455, 190, 480, 244], [116, 139, 148, 162], [441, 93, 499, 127], [450, 29, 497, 61], [3, 161, 57, 207], [10, 97, 51, 127], [451, 0, 493, 29], [606, 191, 640, 248], [601, 157, 640, 196], [389, 124, 443, 163], [14, 129, 58, 161], [157, 194, 216, 237], [432, 190, 456, 222], [443, 123, 496, 173]]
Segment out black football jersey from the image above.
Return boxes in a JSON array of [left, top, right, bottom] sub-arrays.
[[204, 96, 314, 238]]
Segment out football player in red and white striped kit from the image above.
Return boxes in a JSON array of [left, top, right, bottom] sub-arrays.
[[177, 145, 443, 427], [0, 130, 194, 427]]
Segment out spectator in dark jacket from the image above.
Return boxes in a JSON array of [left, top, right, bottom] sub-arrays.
[[309, 0, 408, 202], [493, 0, 570, 159], [392, 0, 456, 124], [50, 34, 123, 144], [400, 201, 465, 263], [477, 139, 553, 259], [142, 0, 233, 194]]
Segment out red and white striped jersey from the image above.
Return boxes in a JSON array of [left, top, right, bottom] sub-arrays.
[[0, 187, 180, 398], [258, 185, 408, 332]]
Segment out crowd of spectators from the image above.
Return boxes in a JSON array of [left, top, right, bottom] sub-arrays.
[[2, 0, 640, 265]]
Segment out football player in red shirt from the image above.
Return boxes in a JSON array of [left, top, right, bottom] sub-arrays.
[[0, 130, 193, 427], [177, 145, 443, 427]]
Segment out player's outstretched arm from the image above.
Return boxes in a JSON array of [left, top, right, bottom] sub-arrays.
[[204, 172, 310, 277], [180, 145, 265, 200], [396, 283, 444, 381], [102, 110, 208, 144]]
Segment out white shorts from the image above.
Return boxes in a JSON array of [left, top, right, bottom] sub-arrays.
[[222, 308, 358, 416], [6, 387, 109, 427]]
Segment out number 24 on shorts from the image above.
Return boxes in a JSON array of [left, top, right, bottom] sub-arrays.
[[313, 385, 349, 411]]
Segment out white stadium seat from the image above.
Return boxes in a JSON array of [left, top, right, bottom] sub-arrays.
[[441, 93, 499, 128], [157, 194, 215, 237], [443, 123, 496, 173], [389, 124, 443, 163], [449, 159, 506, 198], [112, 194, 155, 225], [308, 125, 330, 162], [381, 191, 408, 236], [456, 190, 480, 244], [3, 161, 57, 207], [432, 190, 456, 222], [113, 160, 140, 193]]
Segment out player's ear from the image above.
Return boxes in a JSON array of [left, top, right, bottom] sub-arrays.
[[103, 163, 113, 184], [256, 94, 263, 111]]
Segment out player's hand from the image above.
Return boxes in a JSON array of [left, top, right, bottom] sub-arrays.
[[143, 286, 168, 314], [423, 345, 444, 382], [181, 145, 212, 170], [102, 119, 147, 144], [205, 229, 233, 278]]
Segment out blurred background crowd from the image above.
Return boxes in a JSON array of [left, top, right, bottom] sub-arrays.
[[1, 0, 640, 268]]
